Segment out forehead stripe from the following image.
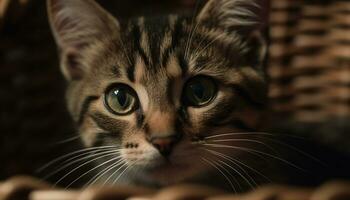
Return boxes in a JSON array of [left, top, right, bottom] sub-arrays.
[[178, 53, 189, 76], [161, 17, 184, 68], [127, 64, 135, 82], [127, 23, 150, 82], [133, 24, 150, 66]]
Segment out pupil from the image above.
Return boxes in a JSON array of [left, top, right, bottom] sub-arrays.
[[192, 84, 205, 100], [115, 89, 127, 107]]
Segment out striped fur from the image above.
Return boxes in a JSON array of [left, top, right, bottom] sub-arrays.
[[48, 0, 267, 188]]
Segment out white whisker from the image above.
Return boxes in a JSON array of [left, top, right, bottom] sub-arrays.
[[44, 149, 120, 180], [205, 132, 304, 140], [204, 143, 306, 172], [206, 148, 271, 183], [53, 150, 121, 186], [207, 139, 278, 155], [59, 148, 120, 167], [205, 149, 257, 186], [112, 160, 135, 185], [207, 138, 279, 155], [37, 146, 116, 173], [201, 157, 237, 193], [207, 132, 324, 166], [217, 159, 255, 190], [86, 159, 125, 188], [54, 135, 80, 145], [205, 148, 257, 189], [65, 155, 122, 188], [102, 161, 129, 186]]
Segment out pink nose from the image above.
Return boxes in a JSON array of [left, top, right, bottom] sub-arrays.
[[148, 135, 181, 157]]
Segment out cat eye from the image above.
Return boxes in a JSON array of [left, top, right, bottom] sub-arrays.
[[104, 84, 139, 115], [183, 76, 217, 107]]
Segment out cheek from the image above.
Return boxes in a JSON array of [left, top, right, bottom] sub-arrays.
[[79, 117, 103, 147]]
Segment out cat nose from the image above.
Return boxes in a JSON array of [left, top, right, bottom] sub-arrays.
[[148, 134, 181, 157]]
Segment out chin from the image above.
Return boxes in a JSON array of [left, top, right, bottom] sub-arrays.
[[133, 156, 207, 186], [147, 163, 192, 185]]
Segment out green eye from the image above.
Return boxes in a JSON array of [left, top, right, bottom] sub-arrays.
[[104, 84, 138, 115], [183, 76, 217, 107]]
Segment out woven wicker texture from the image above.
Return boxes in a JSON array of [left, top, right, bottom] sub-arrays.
[[1, 177, 350, 200], [268, 0, 350, 123]]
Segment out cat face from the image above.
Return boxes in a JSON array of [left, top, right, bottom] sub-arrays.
[[48, 0, 267, 186]]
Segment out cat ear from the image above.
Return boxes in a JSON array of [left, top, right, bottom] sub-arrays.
[[47, 0, 120, 80], [197, 0, 261, 33], [197, 0, 266, 69]]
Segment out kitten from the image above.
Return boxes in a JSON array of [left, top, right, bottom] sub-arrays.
[[47, 0, 268, 190]]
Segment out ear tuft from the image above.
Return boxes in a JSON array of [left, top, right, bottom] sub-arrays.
[[197, 0, 267, 69], [47, 0, 120, 80], [197, 0, 261, 33]]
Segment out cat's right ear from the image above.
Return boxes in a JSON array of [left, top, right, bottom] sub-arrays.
[[197, 0, 267, 70], [47, 0, 120, 80]]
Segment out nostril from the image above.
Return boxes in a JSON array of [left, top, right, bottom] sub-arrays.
[[149, 135, 181, 157], [153, 143, 172, 157]]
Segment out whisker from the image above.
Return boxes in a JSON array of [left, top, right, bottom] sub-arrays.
[[217, 159, 255, 190], [201, 157, 237, 193], [205, 132, 305, 140], [207, 133, 325, 167], [204, 142, 268, 162], [129, 162, 142, 181], [262, 138, 326, 167], [112, 160, 135, 185], [102, 161, 129, 186], [206, 148, 271, 183], [212, 159, 242, 192], [59, 148, 121, 168], [53, 135, 80, 145], [37, 146, 116, 173], [53, 151, 121, 186], [205, 148, 257, 187], [86, 159, 125, 188], [204, 143, 306, 172], [43, 149, 120, 180], [207, 138, 279, 155], [65, 155, 123, 189]]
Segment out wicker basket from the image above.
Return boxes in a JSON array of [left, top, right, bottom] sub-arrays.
[[1, 177, 350, 200], [268, 0, 350, 123]]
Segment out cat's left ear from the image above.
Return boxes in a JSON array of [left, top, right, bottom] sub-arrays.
[[47, 0, 120, 80], [197, 0, 267, 69]]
